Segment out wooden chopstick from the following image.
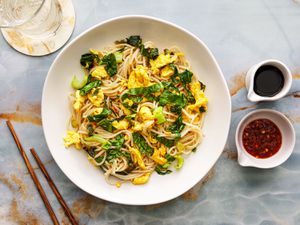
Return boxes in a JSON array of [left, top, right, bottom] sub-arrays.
[[6, 120, 60, 225], [30, 148, 78, 225]]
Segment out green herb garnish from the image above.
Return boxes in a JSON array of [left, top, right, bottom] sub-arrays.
[[79, 80, 101, 96], [100, 53, 117, 77], [132, 132, 154, 156], [87, 108, 111, 122], [80, 53, 99, 69], [98, 119, 116, 132]]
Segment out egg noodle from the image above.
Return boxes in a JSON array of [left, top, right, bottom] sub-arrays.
[[64, 36, 208, 187]]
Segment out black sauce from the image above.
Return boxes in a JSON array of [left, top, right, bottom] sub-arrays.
[[254, 65, 284, 97]]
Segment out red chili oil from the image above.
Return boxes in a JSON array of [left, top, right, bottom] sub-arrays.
[[242, 119, 282, 158]]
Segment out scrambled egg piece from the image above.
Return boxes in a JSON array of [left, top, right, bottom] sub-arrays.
[[128, 65, 150, 89], [115, 182, 121, 188], [160, 65, 175, 78], [64, 131, 81, 149], [73, 90, 86, 111], [123, 98, 134, 107], [120, 79, 127, 87], [89, 48, 103, 57], [186, 82, 208, 112], [129, 147, 146, 170], [182, 113, 189, 123], [87, 155, 100, 166], [176, 142, 185, 153], [91, 66, 108, 79], [176, 52, 184, 57], [132, 173, 151, 185], [71, 116, 78, 128], [88, 88, 104, 107], [132, 121, 143, 132], [132, 107, 155, 131], [91, 107, 103, 116], [151, 145, 167, 165], [150, 53, 177, 75], [120, 104, 131, 116], [112, 119, 129, 131], [149, 135, 158, 144], [138, 106, 154, 121]]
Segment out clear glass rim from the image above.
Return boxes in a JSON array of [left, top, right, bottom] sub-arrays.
[[0, 0, 46, 28]]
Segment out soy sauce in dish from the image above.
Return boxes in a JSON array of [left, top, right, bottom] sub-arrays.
[[254, 65, 284, 97], [242, 119, 282, 159]]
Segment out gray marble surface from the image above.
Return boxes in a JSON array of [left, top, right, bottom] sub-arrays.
[[1, 0, 300, 224]]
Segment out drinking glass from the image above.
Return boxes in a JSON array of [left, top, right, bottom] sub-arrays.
[[0, 0, 75, 56]]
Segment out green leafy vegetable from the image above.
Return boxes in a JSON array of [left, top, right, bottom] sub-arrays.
[[86, 74, 93, 83], [165, 154, 176, 162], [199, 106, 206, 113], [85, 147, 96, 157], [162, 81, 180, 93], [170, 64, 180, 84], [85, 134, 126, 162], [124, 36, 159, 60], [80, 53, 98, 69], [155, 165, 172, 175], [170, 105, 182, 115], [169, 67, 196, 103], [79, 80, 101, 96], [186, 90, 196, 104], [179, 70, 193, 84], [140, 44, 159, 60], [173, 69, 195, 103], [106, 134, 125, 162], [87, 124, 94, 136], [125, 114, 136, 120], [95, 156, 104, 163], [106, 149, 123, 162], [126, 83, 164, 96], [159, 90, 187, 108], [87, 108, 111, 122], [121, 95, 143, 110], [71, 74, 88, 89], [167, 115, 185, 134], [155, 154, 176, 175], [132, 132, 154, 156], [111, 134, 125, 149], [126, 35, 142, 47], [98, 119, 116, 132], [100, 53, 117, 77], [200, 81, 206, 91], [155, 136, 175, 148], [122, 83, 163, 107], [153, 106, 166, 124]]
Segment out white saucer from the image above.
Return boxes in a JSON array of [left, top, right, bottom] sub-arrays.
[[1, 0, 75, 56]]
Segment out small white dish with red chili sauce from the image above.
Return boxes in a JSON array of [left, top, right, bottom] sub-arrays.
[[235, 109, 295, 169]]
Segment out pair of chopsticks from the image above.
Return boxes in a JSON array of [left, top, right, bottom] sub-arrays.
[[6, 120, 78, 225]]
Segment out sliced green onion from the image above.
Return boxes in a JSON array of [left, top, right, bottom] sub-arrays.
[[153, 106, 166, 124], [71, 74, 88, 89], [114, 52, 123, 63], [174, 155, 184, 169], [85, 135, 111, 149]]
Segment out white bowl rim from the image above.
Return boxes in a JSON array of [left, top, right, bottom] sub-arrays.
[[42, 15, 231, 205]]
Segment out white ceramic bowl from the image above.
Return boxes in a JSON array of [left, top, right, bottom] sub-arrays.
[[235, 109, 295, 168], [42, 15, 231, 205]]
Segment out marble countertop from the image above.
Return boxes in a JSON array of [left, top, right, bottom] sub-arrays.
[[1, 0, 300, 224]]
